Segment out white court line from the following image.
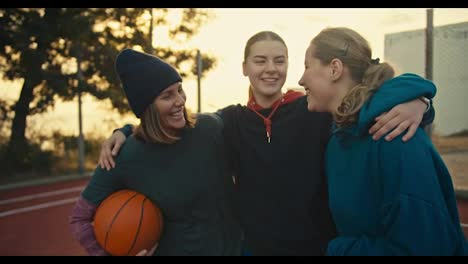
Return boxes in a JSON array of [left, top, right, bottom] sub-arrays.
[[0, 197, 78, 218], [1, 186, 468, 228], [0, 186, 84, 205]]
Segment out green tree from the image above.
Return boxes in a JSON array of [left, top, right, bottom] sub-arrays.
[[0, 8, 216, 170]]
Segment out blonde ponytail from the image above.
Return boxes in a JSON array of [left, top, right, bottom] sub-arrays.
[[334, 63, 394, 127]]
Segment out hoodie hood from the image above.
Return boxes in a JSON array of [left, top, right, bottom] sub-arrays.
[[336, 73, 436, 136]]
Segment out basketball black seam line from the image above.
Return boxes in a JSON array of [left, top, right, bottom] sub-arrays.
[[127, 197, 146, 255], [104, 192, 139, 252]]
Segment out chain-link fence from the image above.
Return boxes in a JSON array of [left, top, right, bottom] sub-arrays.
[[384, 20, 468, 193], [385, 21, 468, 137]]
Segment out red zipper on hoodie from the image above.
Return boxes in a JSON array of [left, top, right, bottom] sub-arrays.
[[247, 90, 304, 143]]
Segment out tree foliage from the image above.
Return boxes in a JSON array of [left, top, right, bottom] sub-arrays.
[[0, 8, 216, 170]]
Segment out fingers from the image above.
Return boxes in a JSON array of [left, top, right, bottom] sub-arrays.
[[370, 99, 427, 142], [111, 141, 122, 157], [102, 142, 112, 170], [383, 120, 410, 141], [112, 131, 126, 156], [106, 146, 116, 170], [136, 249, 148, 256], [99, 143, 109, 170], [135, 243, 158, 256], [402, 123, 418, 142], [370, 113, 418, 142], [374, 112, 385, 122], [369, 111, 396, 136], [370, 111, 399, 140], [98, 150, 105, 169], [99, 140, 115, 170], [98, 131, 126, 171], [148, 243, 158, 256]]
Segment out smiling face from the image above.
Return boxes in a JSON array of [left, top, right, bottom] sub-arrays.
[[243, 40, 288, 100], [298, 45, 338, 112], [154, 82, 186, 133]]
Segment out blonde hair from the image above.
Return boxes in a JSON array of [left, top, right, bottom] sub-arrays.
[[134, 104, 196, 144], [244, 31, 288, 98], [311, 27, 395, 127]]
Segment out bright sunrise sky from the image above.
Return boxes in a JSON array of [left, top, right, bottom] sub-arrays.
[[1, 8, 468, 137]]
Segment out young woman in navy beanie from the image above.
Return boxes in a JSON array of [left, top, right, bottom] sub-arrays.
[[98, 31, 435, 256], [69, 49, 242, 256]]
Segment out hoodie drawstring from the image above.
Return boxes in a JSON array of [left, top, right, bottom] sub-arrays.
[[248, 99, 283, 143], [247, 90, 305, 144]]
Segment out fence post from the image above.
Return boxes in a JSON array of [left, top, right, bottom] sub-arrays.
[[76, 50, 85, 176], [424, 8, 434, 138], [197, 50, 202, 113]]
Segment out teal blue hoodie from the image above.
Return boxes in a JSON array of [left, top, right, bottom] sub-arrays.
[[326, 73, 467, 256]]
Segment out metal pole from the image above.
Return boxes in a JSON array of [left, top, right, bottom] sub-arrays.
[[77, 52, 85, 176], [424, 8, 434, 138], [196, 49, 202, 113], [425, 9, 433, 81], [149, 8, 154, 54]]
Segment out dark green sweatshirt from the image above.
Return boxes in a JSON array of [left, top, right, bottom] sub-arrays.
[[82, 114, 241, 256]]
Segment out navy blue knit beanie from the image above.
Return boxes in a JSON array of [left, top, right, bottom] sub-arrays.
[[115, 49, 182, 118]]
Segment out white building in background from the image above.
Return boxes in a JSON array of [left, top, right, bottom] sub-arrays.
[[384, 22, 468, 136]]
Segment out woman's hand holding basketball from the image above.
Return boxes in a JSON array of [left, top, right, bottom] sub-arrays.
[[136, 243, 158, 256]]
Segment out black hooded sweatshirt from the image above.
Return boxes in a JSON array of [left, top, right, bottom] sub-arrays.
[[219, 94, 336, 256]]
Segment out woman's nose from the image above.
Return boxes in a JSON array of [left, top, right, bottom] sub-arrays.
[[175, 93, 185, 105], [265, 61, 277, 72]]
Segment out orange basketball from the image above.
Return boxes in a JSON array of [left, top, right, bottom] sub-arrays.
[[93, 189, 163, 256]]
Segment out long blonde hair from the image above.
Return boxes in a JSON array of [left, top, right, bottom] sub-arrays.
[[311, 27, 395, 127], [134, 104, 196, 144]]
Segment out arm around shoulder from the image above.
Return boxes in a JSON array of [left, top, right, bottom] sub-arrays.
[[393, 73, 437, 99], [117, 124, 134, 139]]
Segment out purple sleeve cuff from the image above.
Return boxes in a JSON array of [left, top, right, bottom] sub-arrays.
[[69, 195, 109, 256]]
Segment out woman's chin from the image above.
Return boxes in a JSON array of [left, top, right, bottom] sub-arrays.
[[307, 102, 329, 113], [307, 103, 318, 112], [166, 117, 186, 131]]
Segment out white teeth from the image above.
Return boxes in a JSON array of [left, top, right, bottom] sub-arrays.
[[263, 78, 277, 82], [170, 109, 183, 117]]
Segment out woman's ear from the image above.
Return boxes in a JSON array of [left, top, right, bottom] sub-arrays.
[[242, 61, 248, 77], [329, 58, 344, 82]]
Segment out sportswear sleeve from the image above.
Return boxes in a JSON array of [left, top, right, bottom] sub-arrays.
[[115, 124, 134, 138], [363, 73, 436, 129], [69, 162, 127, 256], [69, 195, 109, 256], [420, 98, 435, 128]]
